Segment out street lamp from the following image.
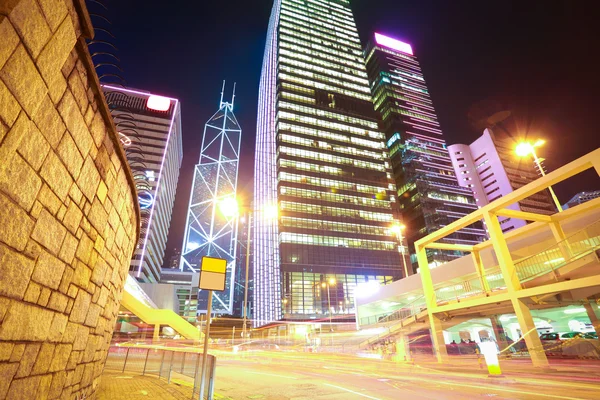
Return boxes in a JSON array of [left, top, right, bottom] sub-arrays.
[[515, 139, 563, 212], [391, 224, 410, 278], [322, 278, 336, 332]]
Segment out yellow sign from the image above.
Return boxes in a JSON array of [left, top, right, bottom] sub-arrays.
[[199, 257, 227, 291]]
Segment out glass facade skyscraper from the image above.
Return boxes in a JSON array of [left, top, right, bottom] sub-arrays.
[[180, 86, 241, 314], [254, 0, 402, 326], [365, 34, 487, 270]]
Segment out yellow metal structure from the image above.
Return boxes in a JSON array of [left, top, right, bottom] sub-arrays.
[[120, 289, 202, 340], [415, 148, 600, 367]]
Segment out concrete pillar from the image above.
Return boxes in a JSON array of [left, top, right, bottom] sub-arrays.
[[549, 221, 573, 263], [395, 334, 410, 362], [490, 316, 509, 351], [512, 299, 549, 368], [429, 314, 449, 364], [472, 251, 490, 293], [153, 324, 161, 342], [482, 211, 522, 291], [584, 301, 600, 334]]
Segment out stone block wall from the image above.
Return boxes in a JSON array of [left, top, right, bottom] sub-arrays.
[[0, 0, 140, 398]]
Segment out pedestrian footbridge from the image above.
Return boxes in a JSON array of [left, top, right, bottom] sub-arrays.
[[356, 148, 600, 366]]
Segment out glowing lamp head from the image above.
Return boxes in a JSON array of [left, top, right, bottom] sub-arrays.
[[355, 281, 380, 299], [147, 95, 171, 111], [218, 196, 239, 218], [328, 278, 336, 285], [263, 203, 278, 219], [374, 32, 413, 55], [515, 142, 534, 157], [390, 224, 406, 235]]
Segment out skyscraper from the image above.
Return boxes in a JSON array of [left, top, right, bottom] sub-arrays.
[[448, 128, 555, 232], [180, 84, 241, 314], [365, 33, 486, 270], [254, 0, 402, 326], [103, 86, 183, 283]]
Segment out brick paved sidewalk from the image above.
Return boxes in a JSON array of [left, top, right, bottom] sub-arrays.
[[97, 371, 195, 399]]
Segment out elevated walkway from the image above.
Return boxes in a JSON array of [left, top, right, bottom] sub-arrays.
[[355, 148, 600, 364], [121, 275, 201, 340]]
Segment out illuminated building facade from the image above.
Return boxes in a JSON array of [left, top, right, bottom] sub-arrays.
[[365, 33, 486, 270], [254, 0, 402, 326], [180, 84, 241, 314], [564, 190, 600, 209], [103, 86, 183, 283], [448, 128, 555, 232]]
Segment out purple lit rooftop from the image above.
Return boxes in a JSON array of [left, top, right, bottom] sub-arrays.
[[374, 32, 413, 55]]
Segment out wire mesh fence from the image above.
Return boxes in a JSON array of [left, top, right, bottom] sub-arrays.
[[106, 346, 217, 399]]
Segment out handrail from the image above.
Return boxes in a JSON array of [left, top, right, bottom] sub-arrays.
[[514, 219, 600, 283]]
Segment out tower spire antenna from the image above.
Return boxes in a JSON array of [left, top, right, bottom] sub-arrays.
[[231, 82, 236, 110], [220, 80, 225, 108]]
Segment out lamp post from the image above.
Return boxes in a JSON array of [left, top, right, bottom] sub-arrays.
[[218, 198, 278, 340], [391, 224, 410, 278], [515, 140, 563, 212], [322, 278, 336, 332]]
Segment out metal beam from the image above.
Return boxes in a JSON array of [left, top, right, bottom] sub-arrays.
[[495, 208, 553, 223], [424, 243, 474, 252]]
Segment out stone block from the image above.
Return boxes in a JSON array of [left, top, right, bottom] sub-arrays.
[[0, 301, 56, 341], [96, 286, 109, 308], [62, 201, 83, 235], [47, 292, 68, 313], [32, 250, 66, 290], [48, 313, 68, 342], [24, 281, 42, 303], [0, 342, 14, 361], [68, 182, 83, 205], [69, 290, 91, 324], [77, 156, 100, 202], [0, 15, 19, 71], [37, 184, 62, 215], [0, 78, 20, 127], [15, 343, 40, 378], [61, 322, 77, 345], [89, 259, 107, 287], [72, 261, 91, 289], [56, 203, 67, 221], [75, 233, 93, 265], [49, 344, 72, 372], [0, 297, 9, 322], [37, 0, 69, 32], [66, 350, 81, 370], [83, 304, 101, 327], [96, 180, 108, 204], [0, 152, 43, 212], [71, 364, 84, 386], [32, 95, 66, 148], [0, 191, 35, 251], [0, 242, 35, 300], [31, 343, 55, 375], [39, 151, 73, 201], [6, 375, 42, 400], [31, 208, 67, 256], [0, 45, 48, 118], [57, 90, 93, 159], [35, 374, 52, 400], [56, 131, 83, 180], [8, 0, 51, 58], [81, 363, 94, 387], [10, 344, 25, 362], [72, 325, 88, 351], [68, 68, 88, 114], [57, 234, 76, 267], [17, 120, 50, 171], [89, 113, 106, 148], [66, 284, 78, 299], [88, 198, 108, 234], [0, 363, 20, 399], [37, 288, 51, 308]]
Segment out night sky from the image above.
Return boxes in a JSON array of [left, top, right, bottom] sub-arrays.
[[98, 0, 600, 266]]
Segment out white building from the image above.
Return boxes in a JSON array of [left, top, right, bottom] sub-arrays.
[[448, 129, 554, 232], [103, 85, 183, 282]]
